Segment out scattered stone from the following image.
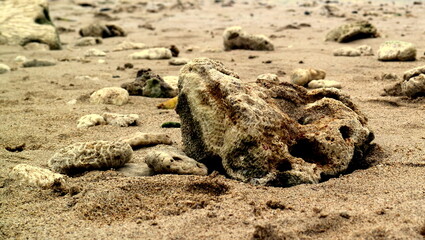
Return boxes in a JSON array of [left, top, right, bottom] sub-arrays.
[[223, 26, 274, 51], [119, 132, 172, 148], [377, 41, 416, 61], [169, 58, 189, 66], [98, 59, 106, 64], [176, 58, 374, 186], [48, 140, 133, 174], [84, 48, 106, 57], [9, 164, 66, 189], [90, 87, 129, 106], [77, 114, 105, 128], [79, 23, 126, 38], [22, 59, 56, 68], [75, 37, 102, 47], [124, 63, 133, 69], [380, 73, 399, 81], [121, 68, 177, 98], [169, 45, 180, 57], [23, 42, 50, 51], [333, 47, 361, 57], [0, 0, 61, 49], [256, 73, 279, 83], [163, 76, 179, 90], [129, 48, 172, 60], [116, 163, 153, 177], [0, 63, 11, 74], [145, 150, 208, 175], [290, 68, 326, 86], [14, 56, 27, 63], [401, 65, 425, 97], [161, 122, 181, 128], [357, 45, 374, 56], [308, 80, 342, 89], [112, 41, 146, 52], [5, 143, 25, 152], [382, 82, 403, 96], [157, 96, 178, 109], [138, 23, 155, 30], [325, 21, 378, 43], [102, 112, 139, 127]]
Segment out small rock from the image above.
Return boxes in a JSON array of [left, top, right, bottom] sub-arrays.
[[48, 140, 133, 174], [119, 132, 172, 148], [79, 23, 126, 38], [129, 48, 172, 60], [84, 48, 106, 57], [401, 65, 425, 97], [380, 73, 399, 81], [169, 58, 189, 66], [163, 76, 179, 90], [116, 163, 153, 177], [121, 69, 177, 98], [75, 37, 102, 46], [223, 26, 274, 51], [161, 122, 181, 128], [169, 45, 179, 57], [145, 150, 208, 175], [67, 99, 77, 105], [22, 59, 56, 68], [157, 96, 178, 109], [102, 112, 139, 127], [14, 56, 27, 63], [256, 73, 279, 83], [5, 143, 25, 152], [9, 164, 66, 189], [90, 87, 129, 106], [357, 45, 374, 56], [325, 20, 378, 43], [77, 114, 105, 128], [308, 80, 342, 89], [138, 23, 155, 30], [97, 59, 106, 64], [333, 47, 361, 57], [378, 41, 416, 61], [23, 42, 50, 51], [112, 41, 146, 52], [0, 63, 11, 74], [290, 68, 326, 86]]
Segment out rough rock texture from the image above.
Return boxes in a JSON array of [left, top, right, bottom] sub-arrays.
[[84, 48, 106, 57], [145, 150, 208, 176], [333, 47, 361, 57], [22, 59, 56, 68], [24, 42, 49, 51], [121, 69, 177, 98], [77, 114, 105, 128], [291, 68, 326, 86], [112, 41, 146, 52], [256, 73, 280, 83], [129, 48, 172, 60], [90, 87, 129, 105], [75, 37, 102, 47], [79, 23, 126, 38], [401, 65, 425, 97], [48, 140, 133, 175], [176, 58, 374, 187], [0, 0, 61, 49], [116, 163, 153, 177], [102, 112, 139, 127], [308, 80, 342, 89], [357, 45, 374, 56], [0, 63, 11, 74], [9, 164, 66, 189], [119, 132, 172, 149], [378, 41, 416, 61], [325, 21, 378, 43], [223, 26, 274, 51]]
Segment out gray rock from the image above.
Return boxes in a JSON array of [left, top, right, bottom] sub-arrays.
[[9, 164, 66, 189], [378, 41, 416, 61], [79, 23, 126, 38], [0, 63, 11, 74], [145, 150, 208, 176], [90, 87, 129, 106], [22, 59, 56, 67], [116, 163, 153, 177], [75, 37, 102, 47], [325, 21, 378, 43], [102, 112, 139, 127], [223, 26, 274, 51]]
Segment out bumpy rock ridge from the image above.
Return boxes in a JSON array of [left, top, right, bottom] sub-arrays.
[[176, 58, 374, 187]]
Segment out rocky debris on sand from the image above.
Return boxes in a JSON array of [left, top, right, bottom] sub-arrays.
[[121, 69, 177, 97], [84, 48, 106, 57], [401, 65, 425, 97], [90, 87, 129, 106], [22, 59, 56, 68], [129, 48, 172, 60], [0, 0, 61, 50], [377, 41, 416, 61], [325, 21, 378, 43], [176, 58, 374, 187], [112, 41, 146, 52], [119, 132, 172, 149], [79, 23, 126, 38], [357, 45, 374, 56], [75, 37, 102, 46], [9, 164, 66, 189], [321, 4, 345, 17], [291, 68, 326, 86], [157, 96, 178, 109], [163, 76, 179, 90], [24, 42, 50, 51], [379, 73, 399, 81], [257, 73, 280, 83], [223, 26, 274, 51], [145, 149, 208, 176], [169, 58, 189, 66], [334, 45, 373, 57], [116, 163, 153, 177], [14, 56, 27, 63], [308, 80, 342, 89], [0, 63, 11, 74], [48, 140, 133, 175], [77, 114, 105, 128], [102, 112, 139, 127], [5, 143, 25, 152], [381, 82, 403, 97]]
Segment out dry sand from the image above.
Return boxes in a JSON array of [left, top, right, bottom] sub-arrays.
[[1, 0, 425, 239]]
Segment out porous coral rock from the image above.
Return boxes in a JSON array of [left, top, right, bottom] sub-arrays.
[[9, 164, 66, 189], [77, 114, 105, 128], [145, 150, 208, 176], [119, 132, 172, 149], [325, 21, 378, 43], [223, 26, 274, 51], [176, 58, 374, 187]]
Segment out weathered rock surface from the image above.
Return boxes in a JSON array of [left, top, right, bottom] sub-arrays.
[[145, 150, 208, 176], [102, 112, 139, 127], [129, 48, 172, 60], [377, 41, 416, 61], [77, 114, 105, 128], [169, 58, 189, 66], [333, 47, 360, 57], [9, 164, 66, 189], [119, 132, 172, 148], [325, 21, 378, 43], [22, 59, 56, 68], [116, 163, 153, 177], [84, 48, 106, 57], [0, 0, 61, 49], [79, 23, 126, 38], [48, 140, 132, 174], [90, 87, 129, 105], [357, 45, 374, 56], [401, 65, 425, 97], [0, 64, 11, 74], [75, 37, 102, 47], [257, 73, 280, 83], [24, 42, 50, 51], [308, 80, 342, 89], [223, 26, 274, 51], [291, 68, 326, 86], [176, 58, 374, 187], [121, 69, 177, 98], [112, 41, 146, 51]]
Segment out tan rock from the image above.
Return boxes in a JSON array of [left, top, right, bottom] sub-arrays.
[[145, 150, 208, 176], [378, 41, 416, 61], [102, 112, 139, 127], [90, 87, 129, 106], [120, 132, 172, 148], [9, 164, 66, 189], [77, 114, 105, 128], [129, 48, 172, 60], [223, 26, 274, 51], [308, 80, 342, 89], [290, 68, 326, 86]]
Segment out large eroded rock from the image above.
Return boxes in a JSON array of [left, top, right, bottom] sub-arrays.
[[0, 0, 61, 49], [325, 21, 378, 43], [176, 58, 374, 187]]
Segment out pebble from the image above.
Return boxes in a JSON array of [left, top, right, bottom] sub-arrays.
[[116, 163, 154, 177], [169, 58, 189, 66], [290, 68, 326, 86], [112, 41, 146, 51], [378, 41, 416, 61], [67, 99, 78, 105], [0, 63, 11, 74], [79, 23, 126, 38], [75, 37, 102, 47], [308, 80, 342, 89], [9, 164, 66, 189], [157, 96, 178, 109], [23, 42, 50, 51], [77, 114, 105, 128], [145, 150, 208, 175], [90, 87, 129, 106], [223, 26, 274, 51], [22, 59, 56, 68], [102, 112, 139, 127], [119, 132, 172, 148], [129, 48, 172, 60], [84, 48, 106, 57], [48, 140, 133, 174], [14, 56, 27, 63]]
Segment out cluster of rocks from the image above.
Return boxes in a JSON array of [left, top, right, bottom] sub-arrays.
[[290, 68, 342, 89], [77, 112, 139, 128], [383, 65, 425, 98]]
